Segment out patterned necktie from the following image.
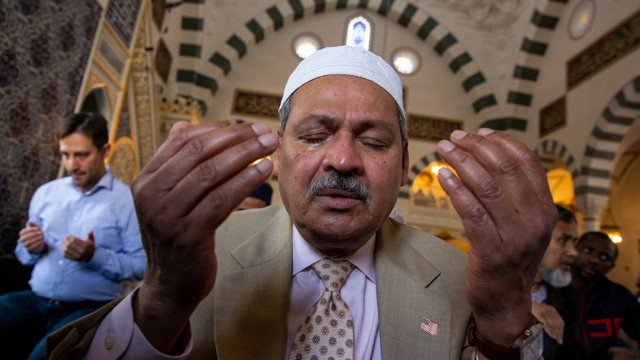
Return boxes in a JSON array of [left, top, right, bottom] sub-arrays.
[[290, 259, 356, 360]]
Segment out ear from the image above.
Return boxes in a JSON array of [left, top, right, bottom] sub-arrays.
[[101, 143, 111, 160], [271, 136, 282, 176], [400, 146, 409, 187]]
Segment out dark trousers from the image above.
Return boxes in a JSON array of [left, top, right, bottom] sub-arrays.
[[0, 290, 108, 360]]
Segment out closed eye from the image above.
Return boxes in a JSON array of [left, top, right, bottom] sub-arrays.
[[300, 133, 330, 144], [360, 138, 389, 150]]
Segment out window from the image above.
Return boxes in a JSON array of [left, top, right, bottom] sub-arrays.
[[345, 16, 371, 50]]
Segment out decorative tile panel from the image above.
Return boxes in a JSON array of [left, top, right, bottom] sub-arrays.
[[105, 0, 142, 48]]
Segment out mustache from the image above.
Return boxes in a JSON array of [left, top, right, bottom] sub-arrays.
[[307, 172, 372, 203], [67, 169, 84, 176]]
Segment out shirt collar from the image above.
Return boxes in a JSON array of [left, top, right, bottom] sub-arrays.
[[67, 166, 113, 195], [291, 225, 377, 283]]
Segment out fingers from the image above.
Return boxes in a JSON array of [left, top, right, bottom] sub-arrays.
[[164, 124, 275, 210], [133, 122, 278, 235], [85, 231, 94, 243], [436, 129, 555, 248], [439, 130, 531, 221], [62, 234, 85, 260], [19, 226, 45, 251], [189, 158, 273, 230], [141, 121, 231, 175]]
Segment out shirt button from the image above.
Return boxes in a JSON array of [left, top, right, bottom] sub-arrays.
[[105, 335, 115, 350], [58, 260, 64, 265]]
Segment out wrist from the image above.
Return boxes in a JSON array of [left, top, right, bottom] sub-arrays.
[[134, 285, 194, 354], [468, 313, 543, 360], [29, 243, 47, 254]]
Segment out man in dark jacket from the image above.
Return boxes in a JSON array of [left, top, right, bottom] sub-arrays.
[[531, 205, 588, 359], [573, 231, 640, 359]]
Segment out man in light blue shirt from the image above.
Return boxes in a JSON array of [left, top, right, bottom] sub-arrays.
[[0, 113, 145, 360]]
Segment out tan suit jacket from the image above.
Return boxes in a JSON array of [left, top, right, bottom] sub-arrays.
[[49, 205, 470, 359]]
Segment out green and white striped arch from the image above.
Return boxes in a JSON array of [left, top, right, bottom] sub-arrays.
[[171, 0, 500, 119], [481, 0, 569, 131], [575, 75, 640, 206]]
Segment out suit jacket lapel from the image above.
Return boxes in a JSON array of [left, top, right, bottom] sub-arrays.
[[213, 207, 293, 360], [376, 219, 455, 359]]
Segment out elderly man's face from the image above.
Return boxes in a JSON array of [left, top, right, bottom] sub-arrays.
[[539, 220, 578, 288], [273, 75, 408, 256]]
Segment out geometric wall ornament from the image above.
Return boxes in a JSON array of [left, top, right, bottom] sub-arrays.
[[105, 0, 143, 48], [540, 96, 566, 137], [155, 38, 172, 84], [151, 0, 167, 30]]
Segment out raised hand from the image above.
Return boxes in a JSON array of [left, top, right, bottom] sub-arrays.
[[437, 129, 556, 346], [62, 231, 95, 262], [18, 221, 45, 253], [131, 121, 278, 353]]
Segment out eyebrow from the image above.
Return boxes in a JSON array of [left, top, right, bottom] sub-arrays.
[[296, 114, 398, 136]]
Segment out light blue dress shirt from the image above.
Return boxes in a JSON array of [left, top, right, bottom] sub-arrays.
[[15, 169, 146, 302]]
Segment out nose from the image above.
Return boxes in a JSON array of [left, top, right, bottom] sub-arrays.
[[65, 156, 79, 172], [322, 132, 364, 175], [565, 240, 578, 258]]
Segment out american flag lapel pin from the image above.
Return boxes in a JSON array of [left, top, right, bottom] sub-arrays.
[[420, 317, 439, 336]]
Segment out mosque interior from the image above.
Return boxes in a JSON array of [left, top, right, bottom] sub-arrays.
[[0, 0, 639, 291]]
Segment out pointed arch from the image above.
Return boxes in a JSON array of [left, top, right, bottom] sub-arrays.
[[575, 76, 640, 211], [173, 0, 499, 118]]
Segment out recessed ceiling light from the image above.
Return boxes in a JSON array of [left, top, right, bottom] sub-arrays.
[[392, 48, 420, 75], [292, 33, 322, 59]]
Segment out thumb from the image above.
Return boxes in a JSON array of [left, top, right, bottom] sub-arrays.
[[85, 231, 95, 243]]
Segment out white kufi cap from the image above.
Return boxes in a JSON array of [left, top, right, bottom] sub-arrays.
[[279, 45, 404, 116]]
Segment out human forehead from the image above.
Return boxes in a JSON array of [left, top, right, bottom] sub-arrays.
[[59, 132, 98, 151], [553, 221, 577, 237], [291, 75, 398, 117]]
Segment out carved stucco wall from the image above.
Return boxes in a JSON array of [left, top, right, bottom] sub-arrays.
[[0, 1, 102, 255]]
